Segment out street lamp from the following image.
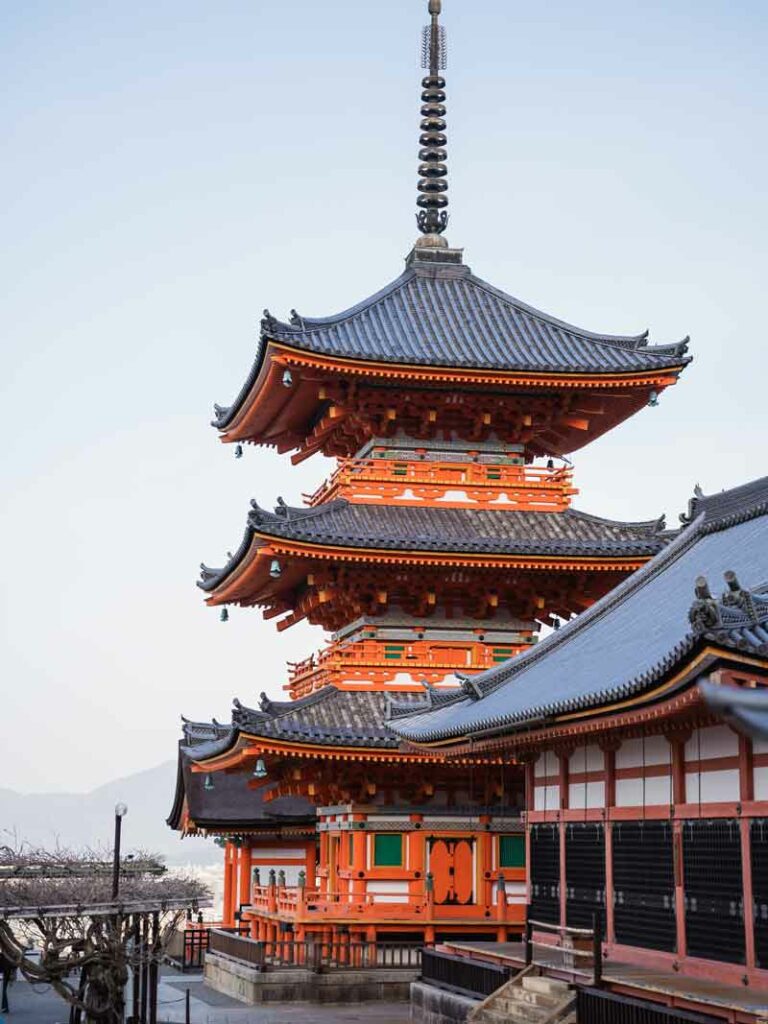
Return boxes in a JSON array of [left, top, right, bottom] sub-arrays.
[[112, 802, 128, 900]]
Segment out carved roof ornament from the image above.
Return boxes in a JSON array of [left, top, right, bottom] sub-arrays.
[[689, 571, 768, 650], [688, 576, 721, 635], [416, 0, 449, 244]]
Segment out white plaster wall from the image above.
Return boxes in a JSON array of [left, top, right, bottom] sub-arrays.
[[615, 774, 671, 807], [251, 847, 306, 861], [366, 880, 409, 904], [686, 769, 740, 804], [533, 785, 560, 811], [616, 735, 670, 769], [685, 725, 738, 760], [504, 881, 527, 904], [568, 780, 605, 810], [535, 751, 559, 778], [753, 737, 768, 755], [754, 766, 768, 800], [568, 744, 604, 773]]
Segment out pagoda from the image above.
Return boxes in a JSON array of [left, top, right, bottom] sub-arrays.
[[200, 0, 688, 701], [171, 0, 691, 955]]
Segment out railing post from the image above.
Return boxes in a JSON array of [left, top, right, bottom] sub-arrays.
[[525, 909, 533, 966], [592, 910, 603, 987], [268, 870, 277, 914], [496, 872, 508, 942]]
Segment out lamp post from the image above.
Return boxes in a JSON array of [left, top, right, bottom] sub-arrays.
[[112, 803, 128, 901]]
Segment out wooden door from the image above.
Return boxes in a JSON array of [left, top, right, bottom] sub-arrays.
[[428, 837, 475, 905]]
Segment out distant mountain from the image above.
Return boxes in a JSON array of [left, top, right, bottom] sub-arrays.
[[0, 761, 221, 866]]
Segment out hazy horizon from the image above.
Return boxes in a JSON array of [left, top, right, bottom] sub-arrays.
[[2, 0, 766, 793]]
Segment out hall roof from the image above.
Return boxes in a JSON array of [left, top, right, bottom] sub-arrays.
[[167, 723, 315, 833], [388, 476, 768, 744], [214, 254, 690, 432], [199, 499, 668, 594]]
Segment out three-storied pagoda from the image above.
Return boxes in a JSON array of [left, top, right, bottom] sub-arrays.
[[169, 0, 690, 950]]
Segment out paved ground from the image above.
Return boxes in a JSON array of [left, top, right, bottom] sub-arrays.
[[0, 969, 411, 1023]]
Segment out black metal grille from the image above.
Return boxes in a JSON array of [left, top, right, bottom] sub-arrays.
[[577, 987, 720, 1024], [565, 823, 605, 928], [613, 820, 676, 953], [530, 823, 560, 924], [750, 818, 768, 968], [420, 948, 510, 998], [682, 819, 745, 964]]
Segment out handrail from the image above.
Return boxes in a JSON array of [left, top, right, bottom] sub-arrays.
[[525, 906, 604, 986], [305, 457, 576, 508]]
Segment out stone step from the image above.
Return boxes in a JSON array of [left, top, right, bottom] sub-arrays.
[[508, 988, 561, 1009], [495, 993, 554, 1015], [484, 1000, 549, 1023], [522, 975, 571, 998]]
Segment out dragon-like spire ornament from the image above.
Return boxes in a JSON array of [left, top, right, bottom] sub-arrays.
[[416, 0, 449, 244]]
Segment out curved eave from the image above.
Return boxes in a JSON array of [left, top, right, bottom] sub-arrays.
[[216, 341, 689, 455], [396, 644, 768, 754], [189, 733, 451, 773], [202, 530, 655, 608]]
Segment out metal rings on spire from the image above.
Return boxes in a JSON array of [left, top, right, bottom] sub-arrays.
[[417, 0, 448, 237]]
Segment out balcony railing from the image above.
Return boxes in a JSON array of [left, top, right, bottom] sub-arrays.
[[305, 458, 576, 511], [286, 636, 533, 696], [208, 929, 422, 972], [246, 877, 521, 926]]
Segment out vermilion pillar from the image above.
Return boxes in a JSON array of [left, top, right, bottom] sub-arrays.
[[222, 842, 235, 927], [351, 816, 367, 899], [237, 844, 253, 911], [306, 839, 318, 889]]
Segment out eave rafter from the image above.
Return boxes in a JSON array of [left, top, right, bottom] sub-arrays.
[[204, 537, 642, 631], [219, 343, 685, 460]]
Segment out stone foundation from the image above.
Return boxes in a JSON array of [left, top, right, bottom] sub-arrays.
[[204, 951, 417, 1005], [409, 980, 480, 1024]]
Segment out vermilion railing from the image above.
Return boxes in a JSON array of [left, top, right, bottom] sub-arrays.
[[286, 636, 533, 697], [305, 458, 576, 510], [246, 882, 518, 925]]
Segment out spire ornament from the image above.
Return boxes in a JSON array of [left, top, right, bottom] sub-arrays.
[[416, 0, 449, 243]]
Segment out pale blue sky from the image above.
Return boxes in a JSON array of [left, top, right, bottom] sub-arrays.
[[1, 1, 766, 792]]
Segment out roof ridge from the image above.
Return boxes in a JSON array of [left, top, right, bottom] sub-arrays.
[[269, 270, 416, 333]]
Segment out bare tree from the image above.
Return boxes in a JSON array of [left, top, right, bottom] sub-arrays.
[[0, 842, 210, 1023]]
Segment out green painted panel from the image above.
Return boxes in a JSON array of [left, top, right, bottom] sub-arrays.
[[373, 833, 403, 867], [499, 834, 525, 868]]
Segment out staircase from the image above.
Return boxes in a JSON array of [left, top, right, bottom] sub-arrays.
[[469, 969, 575, 1024]]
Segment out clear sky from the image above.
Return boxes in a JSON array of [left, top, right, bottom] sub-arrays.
[[1, 1, 766, 793]]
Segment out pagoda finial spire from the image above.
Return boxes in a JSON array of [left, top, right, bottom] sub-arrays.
[[416, 0, 449, 244]]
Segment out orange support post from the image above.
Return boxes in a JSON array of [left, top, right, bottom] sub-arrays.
[[306, 840, 318, 888], [496, 872, 508, 942], [222, 842, 235, 928], [351, 817, 366, 899], [237, 844, 252, 910]]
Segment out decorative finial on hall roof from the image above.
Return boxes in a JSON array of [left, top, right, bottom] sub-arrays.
[[416, 0, 449, 246]]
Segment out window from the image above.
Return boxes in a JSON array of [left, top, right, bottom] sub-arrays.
[[499, 834, 525, 869], [373, 834, 403, 867]]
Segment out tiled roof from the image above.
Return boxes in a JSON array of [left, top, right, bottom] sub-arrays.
[[232, 688, 423, 751], [166, 743, 315, 832], [199, 500, 668, 592], [388, 476, 768, 743], [213, 255, 690, 430]]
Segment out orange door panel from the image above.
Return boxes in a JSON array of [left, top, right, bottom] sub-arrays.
[[428, 837, 475, 905], [430, 839, 452, 904], [453, 839, 474, 905]]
